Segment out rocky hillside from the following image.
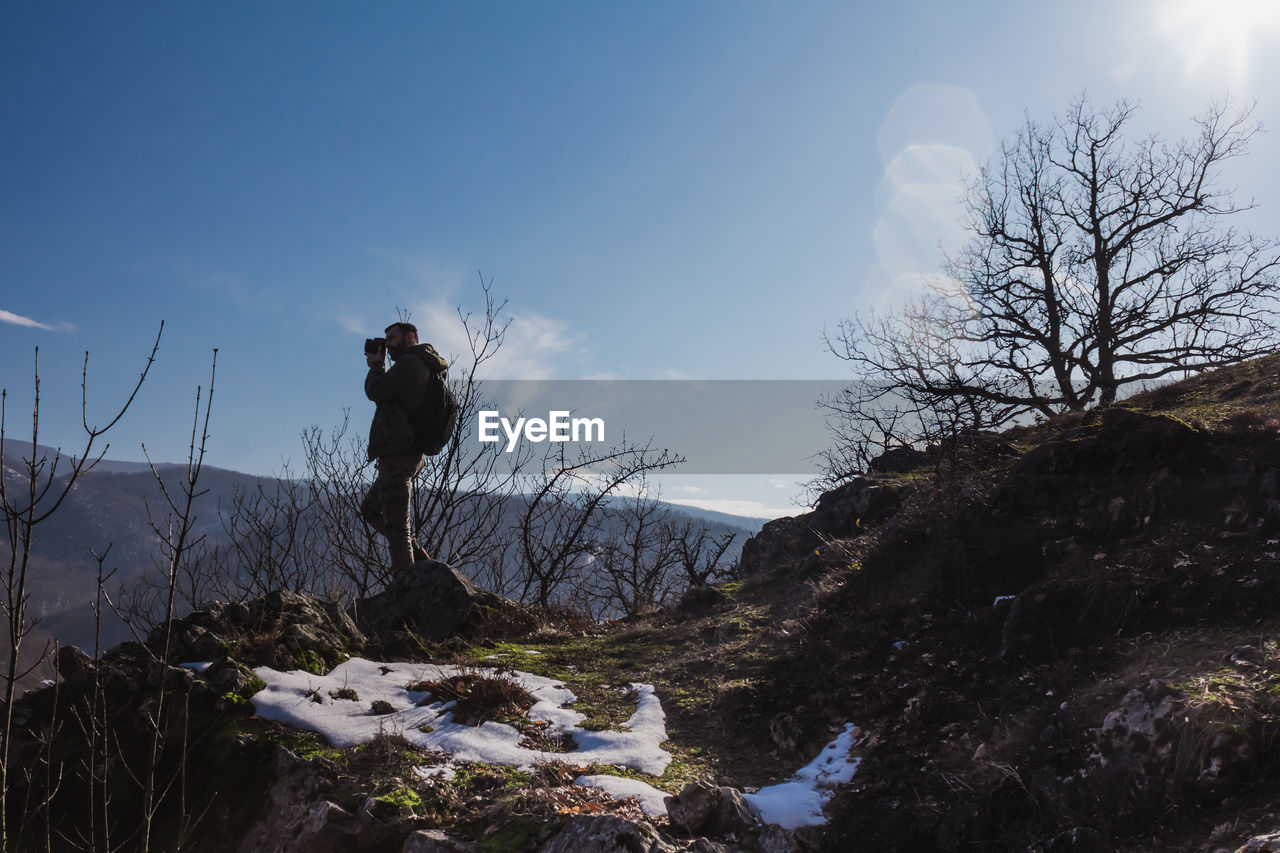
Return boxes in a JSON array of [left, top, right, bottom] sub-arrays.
[[7, 355, 1280, 852]]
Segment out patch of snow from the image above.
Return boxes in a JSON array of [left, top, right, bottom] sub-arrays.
[[993, 595, 1016, 606], [574, 774, 671, 817], [744, 723, 861, 829], [414, 765, 456, 782], [180, 661, 213, 672], [250, 658, 671, 776]]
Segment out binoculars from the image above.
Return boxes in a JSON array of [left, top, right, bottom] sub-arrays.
[[364, 337, 386, 355]]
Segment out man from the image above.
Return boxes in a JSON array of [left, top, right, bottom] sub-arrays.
[[361, 321, 448, 574]]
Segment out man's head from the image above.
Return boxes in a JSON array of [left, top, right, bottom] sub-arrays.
[[384, 322, 419, 360]]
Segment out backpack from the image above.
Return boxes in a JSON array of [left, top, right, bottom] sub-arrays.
[[406, 354, 459, 456]]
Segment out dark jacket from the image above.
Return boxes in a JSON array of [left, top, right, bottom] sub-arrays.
[[365, 343, 448, 461]]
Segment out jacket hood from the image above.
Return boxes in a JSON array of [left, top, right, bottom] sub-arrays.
[[395, 342, 448, 372]]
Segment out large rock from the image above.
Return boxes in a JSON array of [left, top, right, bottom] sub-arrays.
[[1091, 679, 1261, 817], [237, 748, 399, 853], [352, 559, 531, 644], [55, 644, 96, 682], [664, 780, 756, 837]]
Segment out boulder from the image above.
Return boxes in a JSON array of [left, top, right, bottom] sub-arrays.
[[664, 780, 756, 837], [1091, 678, 1261, 816], [236, 749, 348, 853], [353, 559, 531, 644], [204, 657, 262, 697], [55, 645, 96, 682], [738, 515, 814, 577], [684, 841, 731, 852]]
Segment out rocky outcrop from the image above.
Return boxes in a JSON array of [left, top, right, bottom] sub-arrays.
[[150, 588, 365, 671], [739, 477, 908, 576]]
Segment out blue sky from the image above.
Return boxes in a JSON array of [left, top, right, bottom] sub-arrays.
[[3, 1, 1280, 518]]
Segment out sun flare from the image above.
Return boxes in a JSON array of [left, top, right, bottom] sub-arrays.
[[1159, 0, 1280, 80]]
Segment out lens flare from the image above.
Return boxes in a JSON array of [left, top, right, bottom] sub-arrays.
[[1158, 0, 1280, 81]]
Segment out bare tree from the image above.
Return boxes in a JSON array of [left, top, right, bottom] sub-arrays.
[[669, 517, 737, 588], [826, 97, 1280, 482], [0, 324, 162, 850], [515, 440, 681, 609], [585, 489, 681, 619], [300, 416, 386, 598], [579, 488, 740, 619], [192, 464, 326, 606]]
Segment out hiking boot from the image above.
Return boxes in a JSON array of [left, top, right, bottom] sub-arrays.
[[389, 541, 415, 576]]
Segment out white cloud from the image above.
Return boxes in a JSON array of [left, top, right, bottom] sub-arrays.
[[406, 298, 592, 380], [336, 313, 367, 336], [358, 248, 594, 378], [0, 309, 75, 333]]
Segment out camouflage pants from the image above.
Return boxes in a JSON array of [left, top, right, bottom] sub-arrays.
[[359, 452, 425, 574]]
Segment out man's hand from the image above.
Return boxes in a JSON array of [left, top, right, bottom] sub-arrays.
[[366, 347, 385, 368]]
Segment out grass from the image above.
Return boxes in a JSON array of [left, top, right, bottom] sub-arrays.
[[408, 587, 793, 790], [1168, 638, 1280, 725], [409, 670, 536, 726]]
